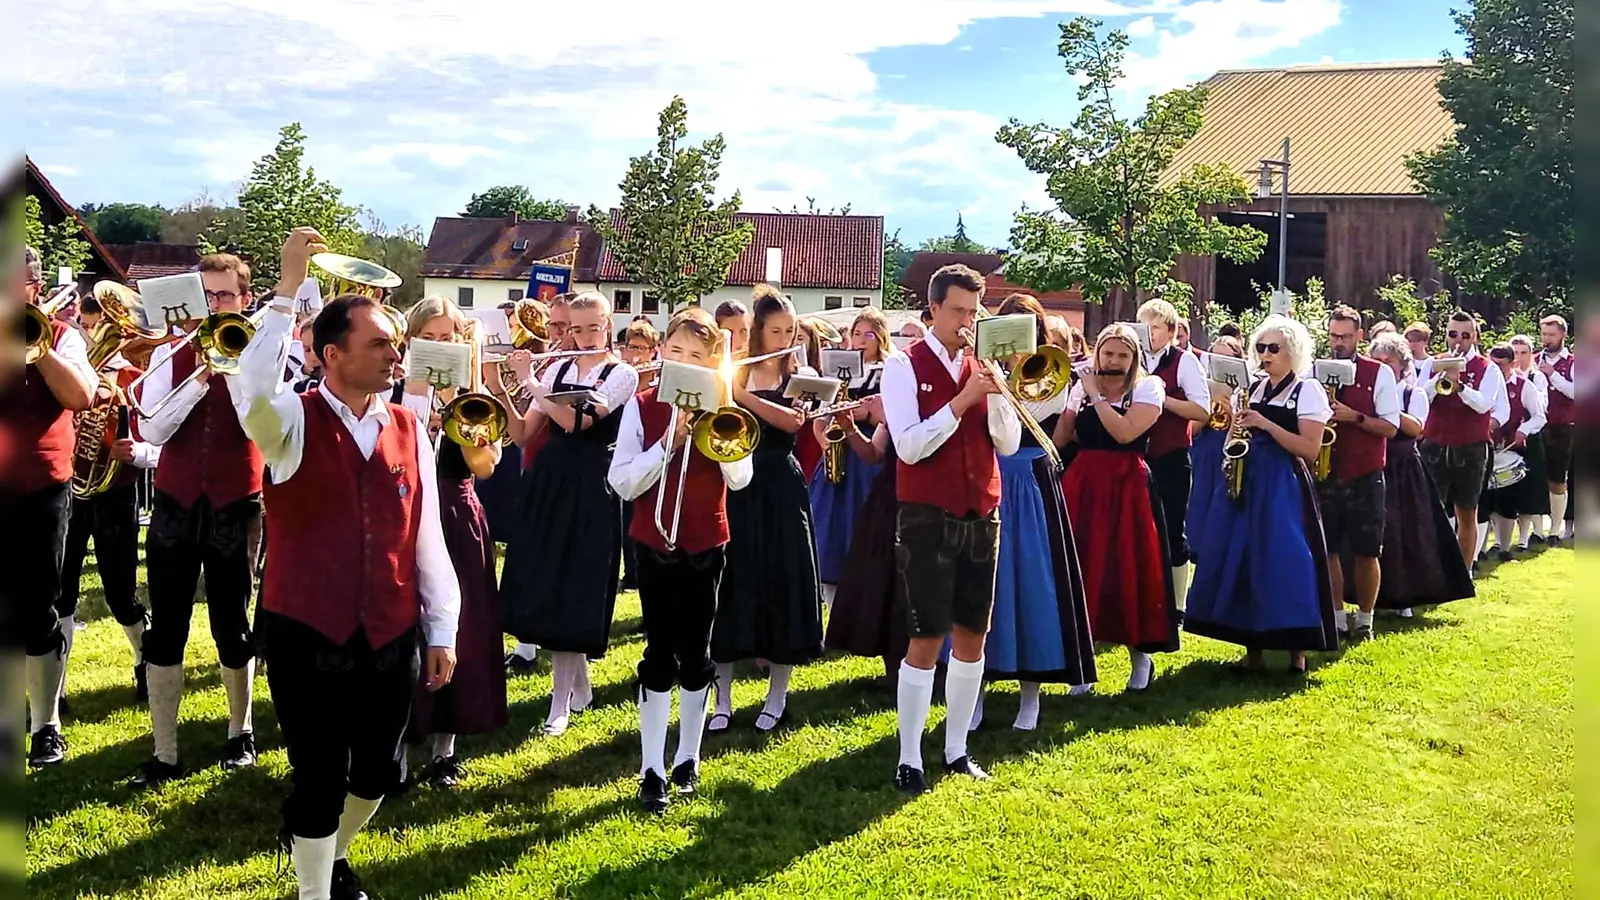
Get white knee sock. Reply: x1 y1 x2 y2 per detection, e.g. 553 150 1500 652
1333 608 1349 632
571 658 593 711
333 794 382 860
673 686 709 767
1013 682 1041 731
1474 519 1490 557
967 687 985 732
147 663 184 764
1126 648 1154 691
122 620 147 664
896 661 935 770
512 642 538 661
291 834 336 900
761 664 792 719
25 651 65 732
1171 565 1190 612
1354 610 1374 631
546 652 579 729
942 656 985 765
639 689 671 777
1550 492 1569 531
713 663 735 717
1517 515 1538 548
432 733 456 760
1492 515 1515 553
220 661 254 738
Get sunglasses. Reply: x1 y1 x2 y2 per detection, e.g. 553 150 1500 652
1447 329 1473 339
1255 342 1282 355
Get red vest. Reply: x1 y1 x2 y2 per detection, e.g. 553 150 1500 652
262 392 425 647
1422 354 1493 448
0 320 76 494
627 388 731 555
1145 347 1192 459
1330 355 1388 480
895 340 1002 518
1545 352 1575 426
151 343 265 508
1497 374 1530 444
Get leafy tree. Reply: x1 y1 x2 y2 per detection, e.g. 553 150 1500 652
202 123 363 291
995 17 1266 330
1204 276 1332 357
772 197 853 215
24 195 90 283
82 202 164 245
916 214 985 253
162 189 244 246
881 229 915 310
586 96 753 311
1405 0 1573 306
462 186 570 221
361 213 427 308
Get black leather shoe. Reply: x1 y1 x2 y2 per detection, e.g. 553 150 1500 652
130 757 182 789
942 755 990 781
505 652 542 676
1497 549 1513 563
221 732 257 770
27 726 66 768
638 769 670 815
670 759 699 795
134 663 149 703
894 764 927 795
331 858 370 900
1350 623 1373 645
425 755 462 789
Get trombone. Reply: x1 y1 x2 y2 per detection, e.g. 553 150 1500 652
960 309 1071 470
127 307 271 419
23 285 80 365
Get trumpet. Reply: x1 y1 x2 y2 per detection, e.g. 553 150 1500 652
960 311 1068 470
1313 384 1338 481
438 318 512 453
1435 372 1457 396
23 285 80 365
1221 389 1250 502
128 308 269 419
654 341 761 551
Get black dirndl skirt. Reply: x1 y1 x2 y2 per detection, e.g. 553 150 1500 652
500 433 623 658
1372 438 1475 609
1481 433 1551 520
824 455 905 660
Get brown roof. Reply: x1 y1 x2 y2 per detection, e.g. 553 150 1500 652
1161 62 1453 196
107 242 202 281
421 215 606 282
594 210 884 290
899 252 1004 303
983 271 1084 310
25 157 128 282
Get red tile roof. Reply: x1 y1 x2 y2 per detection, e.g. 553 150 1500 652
594 210 883 290
421 215 605 282
106 242 203 282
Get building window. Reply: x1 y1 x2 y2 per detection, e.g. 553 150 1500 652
852 295 870 307
457 286 475 308
642 291 660 314
613 289 632 313
824 295 843 310
508 288 524 302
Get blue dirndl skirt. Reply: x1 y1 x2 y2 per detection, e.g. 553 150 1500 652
1184 435 1338 651
986 447 1096 684
808 451 884 585
1186 426 1226 554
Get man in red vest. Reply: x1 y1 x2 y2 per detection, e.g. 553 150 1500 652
239 228 459 900
134 252 267 787
1319 306 1400 642
1421 310 1509 570
5 245 96 768
880 264 1019 794
1537 315 1575 544
1137 299 1211 613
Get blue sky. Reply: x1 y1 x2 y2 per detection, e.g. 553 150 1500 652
24 0 1463 248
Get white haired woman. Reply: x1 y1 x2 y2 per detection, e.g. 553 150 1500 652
1185 315 1338 674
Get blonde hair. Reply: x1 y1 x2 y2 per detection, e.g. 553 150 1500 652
568 290 611 316
405 296 466 340
1250 314 1315 377
849 307 892 362
1094 322 1147 398
1136 298 1181 331
665 306 723 355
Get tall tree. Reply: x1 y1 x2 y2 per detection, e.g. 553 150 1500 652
202 123 362 290
586 96 753 311
1405 0 1573 310
361 213 427 308
773 197 853 215
162 189 244 246
881 229 915 309
917 214 986 253
995 17 1265 329
24 195 90 283
82 202 164 245
462 186 570 221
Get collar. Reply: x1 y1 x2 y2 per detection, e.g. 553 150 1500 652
925 335 966 368
1543 346 1570 361
320 388 391 427
1144 344 1169 369
1463 346 1481 361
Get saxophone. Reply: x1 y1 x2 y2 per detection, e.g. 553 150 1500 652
1221 388 1250 502
1313 384 1338 481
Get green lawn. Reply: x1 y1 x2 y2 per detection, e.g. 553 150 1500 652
28 548 1574 899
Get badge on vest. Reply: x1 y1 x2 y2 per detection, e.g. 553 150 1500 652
391 464 408 498
920 383 932 392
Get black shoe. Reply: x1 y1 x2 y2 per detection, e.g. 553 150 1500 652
505 652 541 675
1497 549 1513 563
331 858 370 900
894 764 927 795
1546 535 1562 548
130 756 182 788
27 726 66 769
1350 623 1373 645
942 755 990 781
1336 626 1350 644
134 663 149 703
638 769 670 814
425 755 462 789
670 759 699 796
221 732 257 770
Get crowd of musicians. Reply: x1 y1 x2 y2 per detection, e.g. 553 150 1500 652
5 232 1584 900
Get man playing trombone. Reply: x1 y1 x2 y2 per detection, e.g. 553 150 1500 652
7 246 96 768
132 253 266 787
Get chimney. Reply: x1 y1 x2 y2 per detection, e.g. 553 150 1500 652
764 247 783 287
565 204 580 224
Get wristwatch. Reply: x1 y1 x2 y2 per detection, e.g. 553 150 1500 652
1356 412 1367 424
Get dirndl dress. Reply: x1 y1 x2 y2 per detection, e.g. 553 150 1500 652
825 446 904 659
1061 399 1179 653
1185 382 1338 651
711 386 824 665
1372 434 1475 608
1186 422 1227 556
407 440 508 739
500 362 625 659
475 450 523 546
809 441 884 586
985 412 1096 684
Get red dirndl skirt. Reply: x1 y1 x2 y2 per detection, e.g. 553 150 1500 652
1061 448 1179 653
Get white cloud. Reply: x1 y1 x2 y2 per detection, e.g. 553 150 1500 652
1126 15 1157 36
40 164 78 177
1122 0 1344 91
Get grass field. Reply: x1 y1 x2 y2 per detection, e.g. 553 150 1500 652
27 547 1574 899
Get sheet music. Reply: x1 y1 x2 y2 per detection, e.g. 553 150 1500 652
783 374 844 410
854 363 885 394
656 361 721 412
1207 354 1250 391
466 309 512 347
1313 358 1357 388
974 314 1038 360
1115 321 1153 354
820 348 865 384
405 339 472 389
138 273 206 330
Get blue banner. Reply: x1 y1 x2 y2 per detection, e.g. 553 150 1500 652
528 263 571 302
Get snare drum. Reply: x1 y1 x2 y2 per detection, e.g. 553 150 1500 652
1488 449 1528 491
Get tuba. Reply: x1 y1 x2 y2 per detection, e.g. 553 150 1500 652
1222 389 1250 502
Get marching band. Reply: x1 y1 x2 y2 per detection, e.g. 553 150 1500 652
7 234 1583 899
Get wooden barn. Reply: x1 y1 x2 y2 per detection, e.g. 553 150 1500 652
1165 62 1455 318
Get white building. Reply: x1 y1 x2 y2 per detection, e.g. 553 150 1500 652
421 209 885 334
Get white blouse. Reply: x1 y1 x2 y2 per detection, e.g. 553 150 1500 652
539 356 639 411
1067 375 1166 410
1249 374 1333 424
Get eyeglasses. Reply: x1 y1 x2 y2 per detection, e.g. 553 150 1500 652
1255 342 1282 355
205 289 240 304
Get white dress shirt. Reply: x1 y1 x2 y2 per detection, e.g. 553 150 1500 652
136 336 251 446
1427 347 1509 426
1509 375 1547 437
539 356 640 409
1400 383 1430 428
607 394 754 500
1066 376 1166 413
1145 345 1212 411
236 299 462 650
1363 362 1403 428
1251 375 1335 424
103 356 162 469
880 337 1022 464
47 325 96 388
1541 347 1575 400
